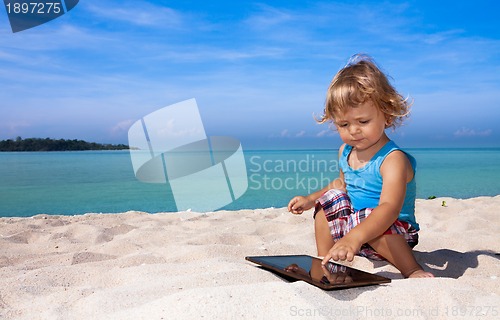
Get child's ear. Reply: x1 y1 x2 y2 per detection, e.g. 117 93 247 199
385 116 393 128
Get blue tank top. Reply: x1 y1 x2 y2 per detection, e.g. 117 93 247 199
340 140 419 230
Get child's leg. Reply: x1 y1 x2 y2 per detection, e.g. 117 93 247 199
314 208 335 256
368 234 433 278
314 189 353 257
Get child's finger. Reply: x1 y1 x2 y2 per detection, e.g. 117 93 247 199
321 253 332 265
293 205 303 214
335 248 347 261
287 198 297 211
289 198 304 214
346 250 355 262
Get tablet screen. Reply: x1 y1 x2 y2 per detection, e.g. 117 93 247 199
246 255 391 290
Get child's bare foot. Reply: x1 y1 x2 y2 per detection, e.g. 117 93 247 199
407 269 434 278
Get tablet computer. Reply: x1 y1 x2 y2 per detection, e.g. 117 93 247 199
246 254 391 290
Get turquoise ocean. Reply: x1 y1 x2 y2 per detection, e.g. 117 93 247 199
1 148 499 217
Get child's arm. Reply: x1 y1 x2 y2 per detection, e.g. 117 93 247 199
288 146 347 214
288 175 345 214
322 150 411 263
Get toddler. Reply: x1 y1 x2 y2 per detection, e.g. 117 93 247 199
288 54 434 278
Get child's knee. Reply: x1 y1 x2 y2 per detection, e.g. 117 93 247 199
314 208 327 226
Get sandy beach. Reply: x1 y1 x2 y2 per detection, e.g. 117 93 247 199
1 196 499 319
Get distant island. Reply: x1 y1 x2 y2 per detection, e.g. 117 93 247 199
0 137 129 152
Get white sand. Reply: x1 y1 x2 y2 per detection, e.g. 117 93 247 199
1 196 499 319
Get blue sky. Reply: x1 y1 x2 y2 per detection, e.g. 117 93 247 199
0 0 499 149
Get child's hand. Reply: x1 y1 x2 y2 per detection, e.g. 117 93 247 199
287 196 314 215
321 236 361 264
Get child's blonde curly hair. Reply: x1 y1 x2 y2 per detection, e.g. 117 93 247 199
318 54 411 129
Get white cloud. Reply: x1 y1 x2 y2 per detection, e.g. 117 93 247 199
269 129 310 138
0 121 31 138
244 5 294 31
153 46 286 63
83 2 184 28
110 119 134 134
295 130 306 137
453 127 492 137
316 129 334 137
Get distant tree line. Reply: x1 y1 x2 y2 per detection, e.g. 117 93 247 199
0 137 129 151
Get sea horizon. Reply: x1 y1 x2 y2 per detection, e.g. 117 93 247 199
1 147 499 217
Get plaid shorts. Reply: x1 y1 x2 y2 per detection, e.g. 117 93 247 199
314 189 419 261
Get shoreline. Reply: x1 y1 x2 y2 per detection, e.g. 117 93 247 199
3 148 500 216
0 194 500 221
1 195 499 219
1 196 499 319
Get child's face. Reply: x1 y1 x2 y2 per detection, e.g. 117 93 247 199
333 100 388 151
